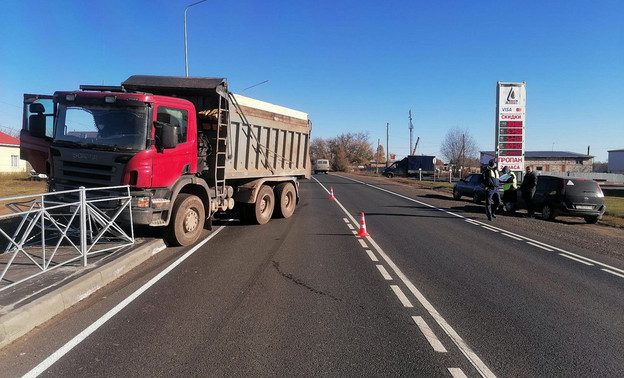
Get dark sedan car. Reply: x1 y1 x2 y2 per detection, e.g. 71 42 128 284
453 173 487 203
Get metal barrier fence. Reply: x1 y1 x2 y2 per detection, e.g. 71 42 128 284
0 186 134 291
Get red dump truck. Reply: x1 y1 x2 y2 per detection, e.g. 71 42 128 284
20 75 311 246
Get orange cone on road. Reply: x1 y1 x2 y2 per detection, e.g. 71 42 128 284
356 212 370 237
329 187 335 200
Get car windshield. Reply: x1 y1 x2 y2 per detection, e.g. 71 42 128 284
54 103 149 151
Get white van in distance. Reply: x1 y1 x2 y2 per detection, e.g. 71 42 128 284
313 159 330 174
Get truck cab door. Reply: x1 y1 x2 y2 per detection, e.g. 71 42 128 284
20 94 54 174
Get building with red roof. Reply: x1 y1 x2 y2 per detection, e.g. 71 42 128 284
0 130 27 173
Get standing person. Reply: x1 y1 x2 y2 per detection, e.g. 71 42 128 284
501 166 518 212
483 159 501 221
521 165 537 218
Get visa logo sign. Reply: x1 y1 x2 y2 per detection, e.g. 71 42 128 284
501 107 523 112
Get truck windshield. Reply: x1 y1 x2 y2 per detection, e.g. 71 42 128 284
54 103 149 151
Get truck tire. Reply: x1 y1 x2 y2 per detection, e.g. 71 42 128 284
274 182 296 218
253 185 274 225
165 193 205 246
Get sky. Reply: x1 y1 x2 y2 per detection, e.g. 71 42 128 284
1 0 622 162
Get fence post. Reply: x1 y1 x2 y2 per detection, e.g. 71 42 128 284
80 186 88 266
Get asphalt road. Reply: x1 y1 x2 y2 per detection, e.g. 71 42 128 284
2 174 623 377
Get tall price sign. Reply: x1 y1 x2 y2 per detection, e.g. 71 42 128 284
495 82 526 171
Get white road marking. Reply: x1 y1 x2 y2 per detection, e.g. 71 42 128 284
313 177 497 378
23 224 230 377
527 242 553 252
334 175 624 277
412 316 447 352
559 253 594 266
601 269 624 278
448 368 469 378
358 239 368 248
376 265 392 280
502 233 523 241
366 249 379 262
347 223 355 230
343 218 350 223
481 225 499 232
391 285 414 307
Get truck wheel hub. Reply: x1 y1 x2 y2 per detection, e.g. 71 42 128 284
184 211 199 232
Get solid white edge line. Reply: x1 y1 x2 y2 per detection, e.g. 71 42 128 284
412 316 448 353
358 239 368 248
23 224 230 378
559 253 594 266
448 367 469 378
376 265 392 280
366 250 379 262
601 269 624 278
390 285 414 307
313 177 496 378
334 175 624 275
527 242 554 252
480 225 499 232
502 233 523 241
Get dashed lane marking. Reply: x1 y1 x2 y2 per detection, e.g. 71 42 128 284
413 316 448 353
559 253 594 266
376 265 392 280
366 250 379 262
391 285 414 307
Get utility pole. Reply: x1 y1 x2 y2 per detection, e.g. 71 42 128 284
184 0 210 77
376 138 380 174
386 123 389 167
409 110 413 156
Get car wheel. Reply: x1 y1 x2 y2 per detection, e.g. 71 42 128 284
542 204 556 221
584 215 599 224
472 192 481 204
453 188 461 200
385 173 394 178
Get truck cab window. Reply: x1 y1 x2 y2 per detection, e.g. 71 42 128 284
157 107 188 143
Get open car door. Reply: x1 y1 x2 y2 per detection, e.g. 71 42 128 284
20 94 54 174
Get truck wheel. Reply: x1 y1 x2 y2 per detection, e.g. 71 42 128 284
253 185 274 225
165 193 205 246
274 182 296 218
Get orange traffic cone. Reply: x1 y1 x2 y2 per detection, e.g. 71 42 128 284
329 187 335 200
356 212 370 237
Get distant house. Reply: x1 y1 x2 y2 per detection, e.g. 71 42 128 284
608 149 624 173
480 151 594 173
0 131 27 173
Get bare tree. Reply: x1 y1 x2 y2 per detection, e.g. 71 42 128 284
310 138 331 162
329 132 374 170
440 127 478 168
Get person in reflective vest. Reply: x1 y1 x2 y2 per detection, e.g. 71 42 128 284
501 166 518 211
484 159 501 221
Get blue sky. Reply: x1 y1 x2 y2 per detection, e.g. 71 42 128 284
1 0 622 162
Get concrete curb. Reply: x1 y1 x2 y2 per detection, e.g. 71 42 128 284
0 239 167 349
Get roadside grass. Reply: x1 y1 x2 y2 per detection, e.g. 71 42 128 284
0 173 47 216
350 171 624 227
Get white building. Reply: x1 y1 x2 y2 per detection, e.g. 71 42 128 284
608 149 624 173
0 131 27 173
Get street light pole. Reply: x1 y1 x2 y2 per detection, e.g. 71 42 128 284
184 0 209 77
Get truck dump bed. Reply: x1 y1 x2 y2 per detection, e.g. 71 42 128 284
228 94 310 180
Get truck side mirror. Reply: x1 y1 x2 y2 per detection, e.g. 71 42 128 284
29 103 47 138
154 121 178 151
